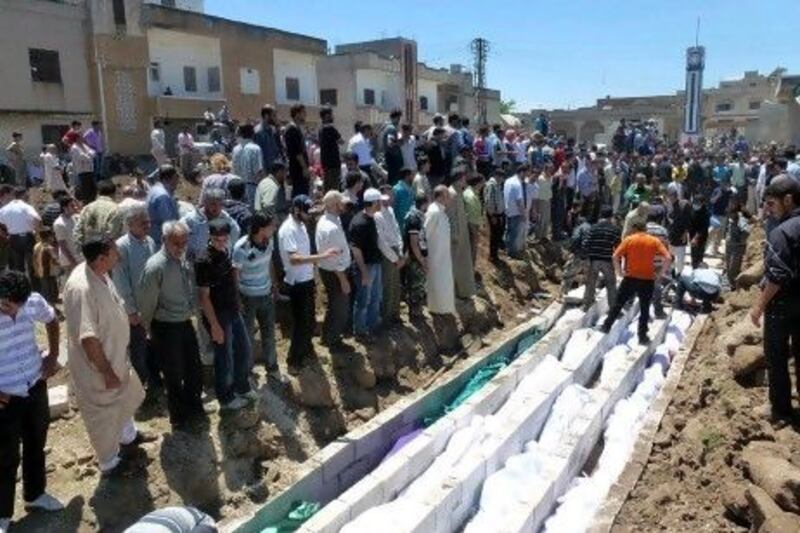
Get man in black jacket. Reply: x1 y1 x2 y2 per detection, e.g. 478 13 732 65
688 194 711 269
666 187 692 275
582 206 621 310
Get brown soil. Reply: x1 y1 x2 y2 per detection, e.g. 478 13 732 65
13 180 564 532
612 228 800 532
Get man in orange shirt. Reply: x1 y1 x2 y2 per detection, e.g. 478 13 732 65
600 219 671 345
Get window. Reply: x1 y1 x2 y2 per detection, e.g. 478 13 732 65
447 95 458 112
364 88 375 106
420 96 429 111
112 0 126 26
207 66 221 93
149 62 161 83
749 101 761 110
183 66 197 92
41 125 69 147
29 49 61 83
715 102 733 112
320 89 337 106
240 67 260 95
285 77 300 101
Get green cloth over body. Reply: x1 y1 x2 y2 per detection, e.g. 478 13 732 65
260 501 320 533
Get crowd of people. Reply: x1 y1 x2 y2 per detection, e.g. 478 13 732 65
1 103 800 532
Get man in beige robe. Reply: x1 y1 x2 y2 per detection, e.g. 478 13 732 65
63 235 146 474
446 167 476 299
424 186 456 315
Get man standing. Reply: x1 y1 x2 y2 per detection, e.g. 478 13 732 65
233 213 281 381
73 180 124 248
53 195 82 276
278 196 338 373
284 104 310 198
383 109 404 185
181 189 240 264
5 133 26 188
600 220 671 345
399 124 418 173
424 128 448 188
392 168 415 233
0 187 41 276
254 162 289 223
688 194 711 269
375 187 404 325
447 167 476 299
749 178 800 422
582 206 621 310
147 165 180 247
68 132 96 204
83 121 105 181
424 186 455 315
349 189 384 340
177 126 195 179
318 107 343 192
112 204 158 391
666 187 692 274
254 105 284 172
484 167 505 262
224 179 255 236
347 123 375 186
709 180 733 256
403 194 429 315
139 221 203 428
0 271 63 531
150 120 168 166
63 235 146 474
315 191 352 348
503 164 527 258
231 124 264 208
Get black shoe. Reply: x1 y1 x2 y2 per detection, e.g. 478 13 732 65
654 310 667 320
599 323 611 334
638 335 651 346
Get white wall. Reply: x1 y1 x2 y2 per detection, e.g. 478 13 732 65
147 28 222 99
418 78 439 114
355 68 401 110
273 48 318 106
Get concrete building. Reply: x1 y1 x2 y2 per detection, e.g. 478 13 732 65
0 0 95 158
702 69 783 140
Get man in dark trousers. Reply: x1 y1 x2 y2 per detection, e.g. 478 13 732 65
750 177 800 422
582 206 621 310
600 219 671 345
283 104 310 198
318 106 342 192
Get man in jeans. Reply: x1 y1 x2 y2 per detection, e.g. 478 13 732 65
749 178 800 422
278 196 338 374
315 191 352 348
600 219 671 345
582 206 621 310
233 213 282 382
139 221 203 428
349 188 384 341
197 221 254 411
503 164 528 258
0 271 64 532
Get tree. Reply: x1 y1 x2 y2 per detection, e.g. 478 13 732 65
500 99 517 114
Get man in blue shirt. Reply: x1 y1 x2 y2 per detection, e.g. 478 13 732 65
254 105 284 171
675 263 721 313
147 165 180 247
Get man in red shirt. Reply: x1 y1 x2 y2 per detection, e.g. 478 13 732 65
600 219 671 344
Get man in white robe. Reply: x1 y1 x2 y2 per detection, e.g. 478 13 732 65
63 235 146 475
424 185 455 315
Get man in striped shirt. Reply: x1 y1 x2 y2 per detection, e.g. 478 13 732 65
582 206 622 310
0 271 64 531
232 213 282 383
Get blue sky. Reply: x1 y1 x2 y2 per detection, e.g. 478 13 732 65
206 0 800 112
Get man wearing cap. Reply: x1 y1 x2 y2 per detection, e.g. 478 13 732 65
278 195 338 373
424 185 455 315
446 166 476 299
349 188 384 340
315 192 352 348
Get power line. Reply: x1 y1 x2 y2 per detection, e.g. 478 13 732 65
471 37 489 124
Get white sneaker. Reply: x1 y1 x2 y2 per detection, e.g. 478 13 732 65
24 492 64 512
0 517 10 533
221 397 248 411
238 390 259 402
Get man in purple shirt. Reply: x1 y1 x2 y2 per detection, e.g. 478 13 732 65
83 121 105 181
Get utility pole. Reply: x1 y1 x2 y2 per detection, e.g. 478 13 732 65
471 37 489 125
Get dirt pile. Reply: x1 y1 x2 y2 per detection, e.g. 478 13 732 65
613 229 800 532
17 200 563 532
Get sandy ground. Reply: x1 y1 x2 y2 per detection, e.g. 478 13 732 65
612 229 800 532
11 180 565 532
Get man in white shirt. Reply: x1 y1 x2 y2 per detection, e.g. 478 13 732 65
315 191 352 347
52 195 82 276
41 145 64 193
0 187 41 276
177 126 195 179
503 164 527 258
150 120 168 166
399 124 418 172
347 123 374 183
278 195 338 373
375 187 404 324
